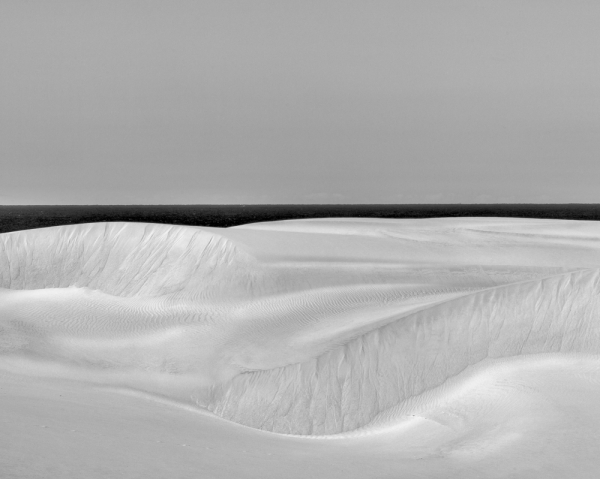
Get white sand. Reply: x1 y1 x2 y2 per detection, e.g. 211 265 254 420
2 217 600 477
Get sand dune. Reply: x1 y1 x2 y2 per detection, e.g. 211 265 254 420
2 218 600 477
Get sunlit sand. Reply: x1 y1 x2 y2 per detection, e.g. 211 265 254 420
2 218 600 477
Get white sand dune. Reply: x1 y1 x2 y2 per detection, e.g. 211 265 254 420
2 218 600 477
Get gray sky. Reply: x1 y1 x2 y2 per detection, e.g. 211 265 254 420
1 1 599 204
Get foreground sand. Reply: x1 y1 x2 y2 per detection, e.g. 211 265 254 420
2 217 600 478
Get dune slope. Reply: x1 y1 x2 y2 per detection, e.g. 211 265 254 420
3 218 600 477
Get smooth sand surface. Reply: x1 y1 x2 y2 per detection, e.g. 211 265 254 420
2 218 600 477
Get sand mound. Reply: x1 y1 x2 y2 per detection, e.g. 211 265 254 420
3 218 600 476
0 222 258 298
207 268 600 434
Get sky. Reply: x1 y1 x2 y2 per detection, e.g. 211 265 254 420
1 1 599 205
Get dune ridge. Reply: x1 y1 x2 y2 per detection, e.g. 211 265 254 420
207 268 600 434
0 222 259 299
2 218 600 442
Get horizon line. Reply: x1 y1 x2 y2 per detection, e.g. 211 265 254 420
2 203 600 207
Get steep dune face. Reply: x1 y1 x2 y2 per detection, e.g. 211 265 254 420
0 222 271 389
0 222 260 299
207 269 600 434
3 218 600 443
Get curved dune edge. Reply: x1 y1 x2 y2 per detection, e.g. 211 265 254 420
206 268 600 435
2 219 600 439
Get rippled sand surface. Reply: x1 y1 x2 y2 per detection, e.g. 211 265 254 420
3 218 600 478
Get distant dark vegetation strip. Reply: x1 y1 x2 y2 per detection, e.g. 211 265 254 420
1 204 600 234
